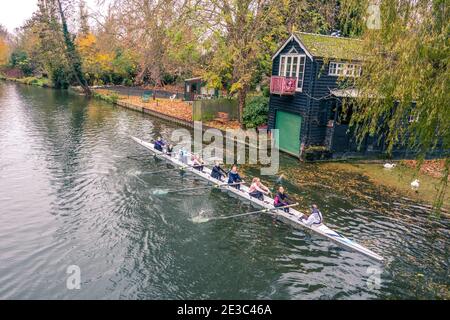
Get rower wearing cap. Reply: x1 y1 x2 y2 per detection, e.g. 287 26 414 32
228 165 243 190
211 161 227 181
300 204 323 226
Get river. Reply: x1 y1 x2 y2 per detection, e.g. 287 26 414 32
0 82 448 299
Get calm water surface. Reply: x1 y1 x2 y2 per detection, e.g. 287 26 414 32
0 82 448 299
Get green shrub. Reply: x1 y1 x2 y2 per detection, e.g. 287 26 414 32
243 96 269 129
93 91 119 104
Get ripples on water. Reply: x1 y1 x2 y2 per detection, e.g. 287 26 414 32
0 83 448 299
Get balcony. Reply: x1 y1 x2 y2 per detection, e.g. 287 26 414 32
270 76 297 95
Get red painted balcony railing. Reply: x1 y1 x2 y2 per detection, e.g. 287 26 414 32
270 76 297 95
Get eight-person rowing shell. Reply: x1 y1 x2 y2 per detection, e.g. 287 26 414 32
132 136 383 261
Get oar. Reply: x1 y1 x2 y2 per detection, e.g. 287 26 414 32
199 203 299 222
152 182 243 195
141 166 187 175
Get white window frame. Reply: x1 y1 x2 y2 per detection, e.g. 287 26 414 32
278 53 306 92
329 62 362 77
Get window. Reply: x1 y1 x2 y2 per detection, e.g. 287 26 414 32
329 62 361 77
279 54 306 91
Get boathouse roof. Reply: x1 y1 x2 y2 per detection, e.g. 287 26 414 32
272 32 366 61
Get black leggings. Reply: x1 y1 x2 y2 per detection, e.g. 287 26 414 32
249 191 264 201
275 203 289 213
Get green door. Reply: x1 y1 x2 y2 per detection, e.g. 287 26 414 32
275 111 302 156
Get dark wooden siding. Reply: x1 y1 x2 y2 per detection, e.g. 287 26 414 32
308 59 340 145
268 40 314 149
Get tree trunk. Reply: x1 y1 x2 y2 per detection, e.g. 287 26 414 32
237 87 247 129
56 0 91 96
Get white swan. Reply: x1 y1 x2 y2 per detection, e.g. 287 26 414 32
384 163 396 169
411 179 420 190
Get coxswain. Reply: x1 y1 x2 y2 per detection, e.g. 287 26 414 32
227 165 243 190
211 161 227 181
248 177 271 201
300 204 323 226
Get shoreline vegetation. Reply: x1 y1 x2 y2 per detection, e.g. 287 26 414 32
0 75 52 87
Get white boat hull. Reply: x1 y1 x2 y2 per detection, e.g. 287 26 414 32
131 136 384 262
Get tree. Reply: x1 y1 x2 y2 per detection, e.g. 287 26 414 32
0 25 10 66
106 0 183 86
193 0 295 127
341 0 449 209
78 0 90 36
56 0 91 95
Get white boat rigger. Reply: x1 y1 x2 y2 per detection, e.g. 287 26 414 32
131 136 384 262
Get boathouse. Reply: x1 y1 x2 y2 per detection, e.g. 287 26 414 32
268 32 376 159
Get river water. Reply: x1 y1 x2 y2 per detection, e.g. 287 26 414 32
0 82 448 299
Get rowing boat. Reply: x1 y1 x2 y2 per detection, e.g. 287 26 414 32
131 136 384 262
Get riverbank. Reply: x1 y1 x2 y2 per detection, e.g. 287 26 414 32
91 88 242 131
0 75 52 88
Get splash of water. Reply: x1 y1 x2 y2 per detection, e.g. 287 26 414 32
152 189 169 195
190 209 212 223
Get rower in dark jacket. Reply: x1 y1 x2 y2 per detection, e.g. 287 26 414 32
166 144 174 156
154 137 165 152
274 186 291 212
211 161 227 181
228 164 243 190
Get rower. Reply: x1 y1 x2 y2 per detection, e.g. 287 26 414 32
228 164 243 190
211 161 227 181
154 137 165 152
178 147 188 164
274 186 291 213
166 144 174 156
248 177 271 201
300 204 323 226
191 153 204 172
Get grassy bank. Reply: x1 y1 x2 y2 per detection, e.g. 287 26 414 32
92 90 119 104
0 75 52 88
324 162 449 210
